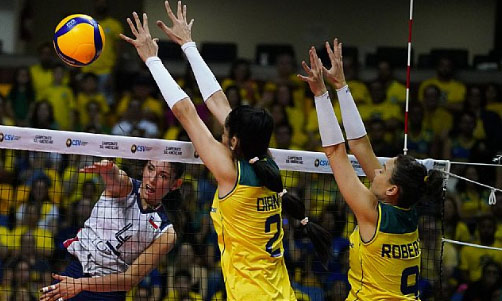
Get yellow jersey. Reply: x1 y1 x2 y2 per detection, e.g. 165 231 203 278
38 85 76 130
210 159 296 301
359 102 403 122
459 241 502 282
418 77 466 105
29 64 70 98
347 203 421 301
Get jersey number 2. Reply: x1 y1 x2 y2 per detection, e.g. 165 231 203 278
400 265 419 296
265 214 281 257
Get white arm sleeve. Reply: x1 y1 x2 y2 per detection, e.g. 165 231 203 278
181 42 222 101
336 85 367 140
314 91 345 147
145 56 188 108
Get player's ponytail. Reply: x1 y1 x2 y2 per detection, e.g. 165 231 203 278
249 156 284 192
252 158 331 266
423 169 444 202
281 192 332 267
162 162 185 233
226 106 331 266
391 154 445 208
226 105 282 192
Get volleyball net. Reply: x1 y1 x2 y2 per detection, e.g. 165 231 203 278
0 125 450 300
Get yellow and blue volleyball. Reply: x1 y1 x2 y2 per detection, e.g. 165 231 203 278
53 14 105 67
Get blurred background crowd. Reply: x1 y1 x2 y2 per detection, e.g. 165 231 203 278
0 0 502 300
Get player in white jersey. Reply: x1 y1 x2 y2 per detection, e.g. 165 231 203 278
39 159 184 301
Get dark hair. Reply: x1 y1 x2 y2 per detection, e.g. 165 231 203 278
369 117 386 129
464 85 487 109
226 106 273 162
31 99 55 129
28 177 50 203
9 67 35 101
274 122 292 134
485 83 502 103
451 111 477 138
37 42 52 53
377 58 394 70
225 105 331 266
275 84 294 107
81 72 98 82
270 102 290 125
162 161 185 233
224 85 242 108
482 259 502 275
455 166 484 194
443 194 460 223
423 84 441 97
390 154 444 208
478 214 496 228
229 58 251 81
174 269 192 281
170 162 185 180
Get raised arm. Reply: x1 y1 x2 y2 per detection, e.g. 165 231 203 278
157 0 231 126
39 228 176 301
80 160 131 198
323 39 382 182
119 12 235 189
298 47 377 235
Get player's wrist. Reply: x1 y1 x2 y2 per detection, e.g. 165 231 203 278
333 80 347 90
313 86 328 97
145 56 161 65
181 41 196 51
181 39 193 46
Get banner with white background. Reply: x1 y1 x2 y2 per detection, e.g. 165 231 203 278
0 126 450 175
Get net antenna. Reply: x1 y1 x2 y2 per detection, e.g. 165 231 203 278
403 0 414 155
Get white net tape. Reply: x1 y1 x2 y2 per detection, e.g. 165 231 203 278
0 125 450 175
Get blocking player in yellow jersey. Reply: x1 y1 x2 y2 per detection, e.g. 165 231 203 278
120 2 332 300
299 39 445 300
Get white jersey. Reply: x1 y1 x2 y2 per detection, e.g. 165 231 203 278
65 178 172 276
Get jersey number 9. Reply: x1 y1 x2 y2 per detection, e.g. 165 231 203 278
401 265 419 296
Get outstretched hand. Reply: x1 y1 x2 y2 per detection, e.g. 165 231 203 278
119 12 159 62
298 47 327 96
80 159 114 174
157 0 194 46
323 38 347 89
39 274 83 301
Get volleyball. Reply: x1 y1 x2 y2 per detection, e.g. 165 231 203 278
53 14 105 67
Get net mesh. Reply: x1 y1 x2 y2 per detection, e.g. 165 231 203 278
0 125 448 300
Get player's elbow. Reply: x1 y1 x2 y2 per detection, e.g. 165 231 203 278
172 99 196 122
158 228 177 255
324 143 345 159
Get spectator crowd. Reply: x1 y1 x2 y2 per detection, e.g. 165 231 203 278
0 10 501 299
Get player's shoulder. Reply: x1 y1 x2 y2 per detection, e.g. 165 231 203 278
238 158 279 188
379 203 418 234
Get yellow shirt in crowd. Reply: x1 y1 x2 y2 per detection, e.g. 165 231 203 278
82 17 124 75
459 242 502 282
38 85 75 130
76 92 109 127
29 64 70 98
117 94 164 119
418 77 466 105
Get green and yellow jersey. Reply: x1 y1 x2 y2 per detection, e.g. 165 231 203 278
210 159 296 301
347 202 421 301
